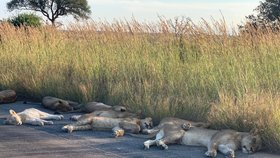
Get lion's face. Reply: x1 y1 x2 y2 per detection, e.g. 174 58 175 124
55 100 73 112
140 117 153 130
241 134 262 154
4 109 22 125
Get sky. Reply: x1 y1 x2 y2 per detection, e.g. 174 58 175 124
0 0 261 27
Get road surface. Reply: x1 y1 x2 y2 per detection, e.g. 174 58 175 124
0 102 279 158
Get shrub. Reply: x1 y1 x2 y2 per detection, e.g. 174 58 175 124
8 13 42 27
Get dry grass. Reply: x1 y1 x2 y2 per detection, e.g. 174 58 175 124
0 18 280 152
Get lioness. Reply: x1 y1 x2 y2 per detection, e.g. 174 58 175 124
70 109 139 121
0 90 17 104
130 117 208 149
62 116 153 137
4 108 64 126
54 101 127 115
142 117 210 135
73 101 127 113
144 125 262 158
42 96 80 112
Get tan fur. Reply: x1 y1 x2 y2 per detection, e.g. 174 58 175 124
181 127 262 157
80 102 127 113
65 101 127 114
62 116 153 137
0 90 17 104
42 96 79 112
141 117 209 136
70 109 139 121
129 117 203 149
4 108 64 126
144 123 262 158
112 126 125 138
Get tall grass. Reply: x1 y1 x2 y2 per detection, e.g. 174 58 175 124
0 18 280 152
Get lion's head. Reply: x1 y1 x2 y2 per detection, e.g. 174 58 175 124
140 117 153 130
4 109 22 125
241 130 262 154
54 100 73 112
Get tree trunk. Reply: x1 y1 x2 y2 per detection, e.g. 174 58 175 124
50 19 56 27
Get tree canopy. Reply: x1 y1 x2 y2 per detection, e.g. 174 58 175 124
243 0 280 31
7 0 91 26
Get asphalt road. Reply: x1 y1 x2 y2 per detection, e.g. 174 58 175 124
0 102 279 158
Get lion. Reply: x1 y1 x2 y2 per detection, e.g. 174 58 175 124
70 109 140 121
141 117 210 135
143 123 262 158
72 101 127 113
0 90 17 104
181 127 262 158
41 96 80 112
62 116 153 137
130 117 208 148
52 100 127 114
3 108 64 126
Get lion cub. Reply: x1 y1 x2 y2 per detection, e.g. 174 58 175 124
4 108 64 126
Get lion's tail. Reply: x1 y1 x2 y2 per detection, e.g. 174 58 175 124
127 131 158 139
62 124 92 133
54 108 84 114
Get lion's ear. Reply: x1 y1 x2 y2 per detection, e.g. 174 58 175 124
9 109 17 115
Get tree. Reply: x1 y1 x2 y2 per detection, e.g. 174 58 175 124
255 0 280 23
8 13 42 27
7 0 91 26
242 0 280 32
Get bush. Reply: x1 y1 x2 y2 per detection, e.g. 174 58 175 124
8 13 42 27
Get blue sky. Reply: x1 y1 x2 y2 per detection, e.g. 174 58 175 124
0 0 261 26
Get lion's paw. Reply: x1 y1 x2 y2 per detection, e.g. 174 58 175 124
156 140 168 150
160 145 168 150
205 150 217 157
70 115 79 121
225 151 235 158
58 115 64 120
38 122 44 126
112 127 124 138
143 142 150 150
62 125 73 133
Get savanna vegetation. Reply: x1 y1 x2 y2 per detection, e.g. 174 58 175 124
0 18 279 152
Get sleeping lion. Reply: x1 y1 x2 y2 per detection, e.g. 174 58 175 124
69 109 139 121
143 119 262 158
4 108 64 126
0 90 17 104
62 116 153 137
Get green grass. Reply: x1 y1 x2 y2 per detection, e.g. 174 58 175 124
0 19 280 152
